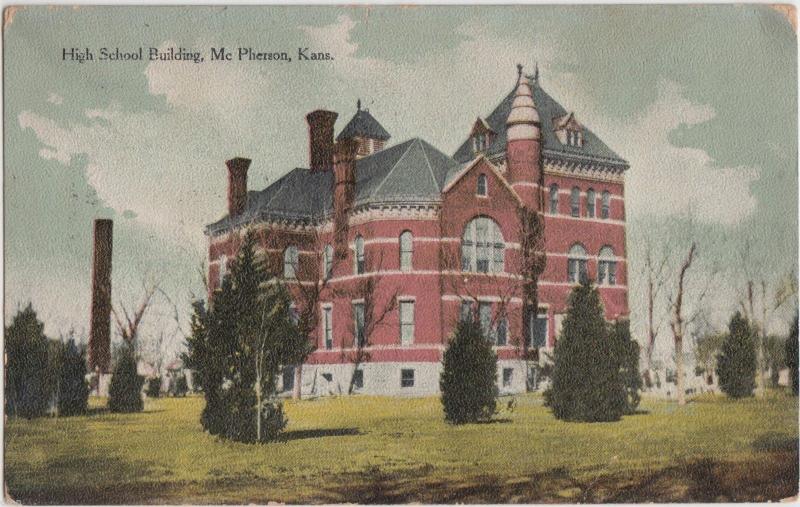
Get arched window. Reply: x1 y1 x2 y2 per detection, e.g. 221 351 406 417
597 246 617 286
461 217 505 273
567 243 588 283
399 231 413 272
283 246 299 279
601 191 610 219
323 244 333 280
354 235 365 274
586 188 596 218
477 174 488 197
570 187 580 217
549 184 559 214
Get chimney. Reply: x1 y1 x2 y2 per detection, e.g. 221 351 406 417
226 157 251 217
332 138 359 257
306 110 338 172
89 219 113 374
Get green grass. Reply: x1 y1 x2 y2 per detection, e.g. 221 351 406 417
5 391 799 503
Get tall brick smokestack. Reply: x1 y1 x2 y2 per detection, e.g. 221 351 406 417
306 110 338 172
226 157 251 217
89 219 113 373
333 138 359 258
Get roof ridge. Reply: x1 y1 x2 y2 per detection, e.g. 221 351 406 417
262 169 295 210
417 139 442 193
370 138 417 199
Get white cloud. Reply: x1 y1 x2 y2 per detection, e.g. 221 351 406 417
47 92 63 105
614 81 759 225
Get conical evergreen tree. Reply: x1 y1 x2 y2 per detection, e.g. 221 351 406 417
716 312 757 399
58 339 89 416
5 304 50 418
184 230 303 442
545 281 626 422
609 319 642 415
440 318 498 424
786 315 798 396
108 345 144 412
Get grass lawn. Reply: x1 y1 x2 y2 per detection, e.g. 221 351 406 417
5 391 798 504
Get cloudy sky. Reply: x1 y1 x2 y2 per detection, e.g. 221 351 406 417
4 5 797 362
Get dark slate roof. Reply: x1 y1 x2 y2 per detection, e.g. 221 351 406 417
205 138 461 234
453 78 628 169
336 109 391 141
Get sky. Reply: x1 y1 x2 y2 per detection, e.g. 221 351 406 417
4 5 798 366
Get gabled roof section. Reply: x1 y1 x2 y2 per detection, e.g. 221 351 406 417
453 78 628 169
336 108 391 142
206 138 463 235
442 155 523 206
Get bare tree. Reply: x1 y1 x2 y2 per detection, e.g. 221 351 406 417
110 278 159 350
668 242 696 406
641 239 670 386
337 263 399 395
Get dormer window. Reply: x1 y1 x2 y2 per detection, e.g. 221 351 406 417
566 129 583 147
554 112 584 148
470 117 495 154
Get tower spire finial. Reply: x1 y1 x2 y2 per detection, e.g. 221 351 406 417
357 98 361 111
516 63 523 82
534 62 539 83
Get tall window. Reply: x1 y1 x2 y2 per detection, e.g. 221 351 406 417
527 309 548 348
496 317 508 346
549 184 559 214
479 302 492 340
283 246 299 279
399 231 413 272
586 188 596 218
353 302 365 347
477 174 488 196
460 300 473 323
601 191 610 219
400 300 415 346
323 306 333 350
323 244 333 280
354 235 365 274
570 187 580 217
461 217 505 273
597 246 617 286
567 244 588 283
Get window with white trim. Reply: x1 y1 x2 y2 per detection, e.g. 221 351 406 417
570 187 580 217
477 174 488 196
461 216 505 273
354 235 365 274
597 246 617 286
283 246 299 279
527 309 548 349
353 302 365 348
601 191 610 219
496 317 508 346
323 306 333 350
586 188 596 218
567 244 588 283
400 300 415 346
478 302 492 340
399 231 413 272
549 184 559 214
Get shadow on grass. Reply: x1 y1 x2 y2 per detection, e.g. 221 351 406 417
279 427 360 442
752 432 799 453
474 418 513 425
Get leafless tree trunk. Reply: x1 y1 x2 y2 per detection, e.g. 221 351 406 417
110 279 159 351
669 243 696 406
643 245 668 386
338 254 399 395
